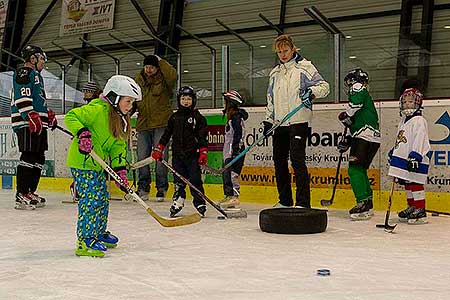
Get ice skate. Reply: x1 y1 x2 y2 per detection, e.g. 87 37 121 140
75 239 106 257
349 199 374 220
137 189 149 201
29 192 46 208
170 196 185 217
398 206 415 222
219 195 240 209
407 208 428 225
70 182 78 203
15 193 38 210
156 189 166 202
195 204 207 217
273 202 291 208
98 231 119 248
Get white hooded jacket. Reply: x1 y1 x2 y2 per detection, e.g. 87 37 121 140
265 53 330 125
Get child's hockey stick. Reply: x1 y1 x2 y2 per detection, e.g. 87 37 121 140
131 155 221 177
320 126 348 206
211 102 306 175
56 125 201 227
160 159 247 219
130 155 154 170
376 178 397 233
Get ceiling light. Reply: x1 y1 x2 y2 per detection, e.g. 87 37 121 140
444 25 450 29
260 45 267 48
349 55 357 59
235 62 240 65
183 70 189 73
136 62 141 65
345 35 352 39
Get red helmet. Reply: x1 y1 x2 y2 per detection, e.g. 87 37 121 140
400 88 423 116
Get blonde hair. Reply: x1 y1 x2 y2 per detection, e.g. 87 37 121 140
273 34 298 52
108 106 131 140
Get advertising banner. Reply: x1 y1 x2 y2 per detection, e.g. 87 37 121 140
60 0 115 36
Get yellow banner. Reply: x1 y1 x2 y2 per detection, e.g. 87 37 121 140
239 166 380 190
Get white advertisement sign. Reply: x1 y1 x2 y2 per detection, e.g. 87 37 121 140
60 0 115 37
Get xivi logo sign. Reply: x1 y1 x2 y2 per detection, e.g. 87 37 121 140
429 111 450 166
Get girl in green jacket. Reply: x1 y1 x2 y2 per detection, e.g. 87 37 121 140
65 75 141 257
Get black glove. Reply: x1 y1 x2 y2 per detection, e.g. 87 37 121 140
231 147 240 159
338 111 352 127
262 121 273 136
407 157 419 172
337 135 352 153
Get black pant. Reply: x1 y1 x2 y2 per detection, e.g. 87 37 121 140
172 156 206 208
273 123 310 207
15 127 48 194
349 138 380 169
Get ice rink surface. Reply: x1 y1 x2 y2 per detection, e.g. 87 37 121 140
0 189 449 300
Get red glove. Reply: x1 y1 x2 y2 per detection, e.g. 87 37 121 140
28 111 43 135
198 147 208 166
47 109 57 130
151 144 165 161
114 167 129 191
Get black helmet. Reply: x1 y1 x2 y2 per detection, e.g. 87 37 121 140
21 45 47 62
223 90 244 107
344 68 369 88
177 86 197 108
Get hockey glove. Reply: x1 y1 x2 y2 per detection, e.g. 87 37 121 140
151 144 165 161
198 147 208 166
337 135 352 153
28 111 43 135
231 147 240 159
338 111 353 127
407 157 419 172
77 128 92 155
262 121 273 137
47 109 57 130
114 166 129 192
301 88 315 110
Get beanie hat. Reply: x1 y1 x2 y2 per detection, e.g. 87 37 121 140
143 55 159 68
82 81 98 93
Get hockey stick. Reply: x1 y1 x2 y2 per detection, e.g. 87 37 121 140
160 159 247 219
56 125 201 227
376 178 397 233
130 155 155 170
206 102 306 176
320 126 348 206
131 155 221 177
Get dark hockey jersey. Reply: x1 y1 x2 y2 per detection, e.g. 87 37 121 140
11 67 49 132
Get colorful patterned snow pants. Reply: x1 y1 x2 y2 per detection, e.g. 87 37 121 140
71 168 109 241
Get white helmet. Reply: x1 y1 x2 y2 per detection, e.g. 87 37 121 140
103 75 142 107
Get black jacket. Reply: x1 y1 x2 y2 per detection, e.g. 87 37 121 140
159 108 208 159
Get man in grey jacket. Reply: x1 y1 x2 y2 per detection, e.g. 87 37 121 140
263 34 330 208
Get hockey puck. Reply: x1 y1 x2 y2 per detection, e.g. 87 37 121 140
316 269 331 276
432 212 439 216
217 215 226 220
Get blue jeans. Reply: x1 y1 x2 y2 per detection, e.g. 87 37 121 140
137 128 169 193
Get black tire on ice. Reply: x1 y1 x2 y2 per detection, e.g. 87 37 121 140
259 208 327 234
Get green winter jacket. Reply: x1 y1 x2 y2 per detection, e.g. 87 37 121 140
134 59 177 131
64 98 128 171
